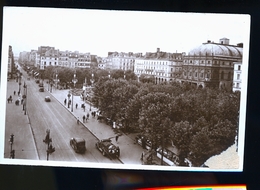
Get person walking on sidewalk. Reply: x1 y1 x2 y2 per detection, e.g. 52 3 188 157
86 113 89 121
13 91 16 96
64 98 67 105
77 117 79 125
83 115 86 123
75 103 78 109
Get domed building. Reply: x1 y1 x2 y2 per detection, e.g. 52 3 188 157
181 38 243 91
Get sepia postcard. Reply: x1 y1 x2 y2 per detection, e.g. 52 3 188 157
0 7 250 171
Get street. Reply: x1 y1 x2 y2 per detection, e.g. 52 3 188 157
4 67 145 165
4 71 121 164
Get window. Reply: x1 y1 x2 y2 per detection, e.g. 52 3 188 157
195 72 197 77
237 74 240 80
238 65 241 70
236 83 239 88
208 61 210 64
200 73 204 78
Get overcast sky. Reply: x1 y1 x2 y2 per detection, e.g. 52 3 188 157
3 7 250 57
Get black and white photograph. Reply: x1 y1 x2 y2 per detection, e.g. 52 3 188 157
0 7 250 171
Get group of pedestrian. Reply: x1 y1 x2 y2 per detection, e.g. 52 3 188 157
8 90 22 105
82 113 90 123
91 111 96 118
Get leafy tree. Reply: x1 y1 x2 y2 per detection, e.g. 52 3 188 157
170 121 192 166
138 92 173 150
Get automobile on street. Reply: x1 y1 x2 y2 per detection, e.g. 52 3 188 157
70 137 86 153
45 96 51 102
96 139 120 159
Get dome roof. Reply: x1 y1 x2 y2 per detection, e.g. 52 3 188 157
188 43 243 58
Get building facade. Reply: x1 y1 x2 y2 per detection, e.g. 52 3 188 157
233 62 242 92
181 38 243 91
106 52 136 71
134 48 183 84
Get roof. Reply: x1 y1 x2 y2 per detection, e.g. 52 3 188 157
188 42 243 58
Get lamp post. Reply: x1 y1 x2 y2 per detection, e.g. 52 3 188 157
17 72 22 94
53 70 59 90
89 73 94 111
22 82 27 115
71 71 78 112
43 129 55 161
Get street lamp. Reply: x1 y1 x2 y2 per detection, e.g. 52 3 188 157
43 129 55 161
89 73 94 111
22 82 27 115
17 71 22 94
53 71 59 90
71 71 78 112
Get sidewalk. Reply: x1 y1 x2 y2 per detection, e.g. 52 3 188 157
4 79 39 160
45 82 144 165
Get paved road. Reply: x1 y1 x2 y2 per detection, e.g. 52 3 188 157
5 72 121 164
46 81 145 165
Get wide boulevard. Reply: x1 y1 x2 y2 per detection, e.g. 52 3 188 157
4 68 121 164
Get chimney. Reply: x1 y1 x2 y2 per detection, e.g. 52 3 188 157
207 40 211 43
237 43 243 48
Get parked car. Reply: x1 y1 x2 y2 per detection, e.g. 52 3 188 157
45 96 51 102
135 134 152 150
38 83 44 87
70 138 86 153
39 87 44 92
96 139 120 159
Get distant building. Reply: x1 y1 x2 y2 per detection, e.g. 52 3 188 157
135 48 183 84
8 45 15 78
107 52 136 71
233 62 242 92
182 38 243 91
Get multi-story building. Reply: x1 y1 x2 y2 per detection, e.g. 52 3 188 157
59 50 69 67
68 51 79 68
8 45 15 78
181 38 243 91
19 51 30 64
107 52 136 71
77 53 91 68
233 62 242 92
134 48 183 84
37 46 57 69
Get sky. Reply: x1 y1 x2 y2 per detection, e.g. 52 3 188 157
3 7 250 57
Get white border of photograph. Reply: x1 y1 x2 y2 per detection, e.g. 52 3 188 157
0 7 250 171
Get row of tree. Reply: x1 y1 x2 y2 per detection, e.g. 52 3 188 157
92 78 240 166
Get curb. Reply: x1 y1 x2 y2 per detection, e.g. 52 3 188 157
46 88 124 164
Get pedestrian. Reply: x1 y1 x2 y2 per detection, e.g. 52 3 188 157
140 152 144 161
77 117 79 125
83 115 85 123
93 111 96 118
21 99 23 104
13 91 16 96
18 91 20 96
86 113 89 120
115 135 119 142
64 99 67 105
75 103 78 109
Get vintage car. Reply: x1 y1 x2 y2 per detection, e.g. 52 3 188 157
39 87 44 92
45 96 51 102
96 139 120 158
70 138 86 153
135 134 152 150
